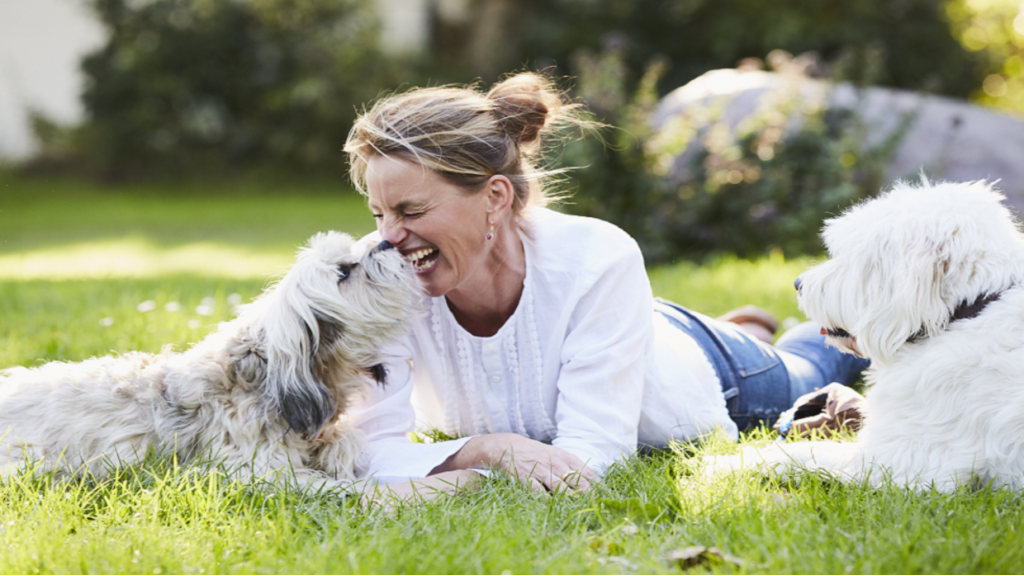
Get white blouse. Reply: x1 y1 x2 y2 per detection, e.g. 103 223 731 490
348 207 737 483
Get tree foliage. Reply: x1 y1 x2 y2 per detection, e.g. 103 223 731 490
946 0 1024 113
514 0 981 97
73 0 409 176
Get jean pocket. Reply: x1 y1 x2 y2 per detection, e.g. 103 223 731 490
712 325 781 378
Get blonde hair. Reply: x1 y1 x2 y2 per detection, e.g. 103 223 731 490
344 72 587 213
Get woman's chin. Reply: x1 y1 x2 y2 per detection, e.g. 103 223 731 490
414 266 450 298
418 283 447 298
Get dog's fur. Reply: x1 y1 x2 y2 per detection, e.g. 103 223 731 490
0 232 418 489
709 179 1024 491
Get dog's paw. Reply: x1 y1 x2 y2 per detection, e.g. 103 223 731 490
700 453 743 479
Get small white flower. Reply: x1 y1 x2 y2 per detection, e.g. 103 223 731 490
227 293 243 307
100 317 114 326
164 302 181 312
137 300 156 313
200 296 216 307
195 305 214 316
188 319 201 329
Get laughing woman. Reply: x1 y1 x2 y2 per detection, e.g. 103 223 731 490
344 73 868 500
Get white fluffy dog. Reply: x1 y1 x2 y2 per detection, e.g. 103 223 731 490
709 179 1024 491
0 232 418 489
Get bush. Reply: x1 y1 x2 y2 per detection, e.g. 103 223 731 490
562 48 913 262
59 0 413 177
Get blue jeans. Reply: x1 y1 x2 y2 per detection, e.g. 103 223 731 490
654 298 870 431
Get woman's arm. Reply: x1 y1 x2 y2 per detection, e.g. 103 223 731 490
543 227 654 476
348 340 477 481
430 433 599 492
350 342 597 491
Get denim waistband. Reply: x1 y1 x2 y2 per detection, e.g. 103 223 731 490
654 298 788 430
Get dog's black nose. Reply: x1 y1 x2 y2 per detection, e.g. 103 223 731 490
373 240 394 254
794 276 803 293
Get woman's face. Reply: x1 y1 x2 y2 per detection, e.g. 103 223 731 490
365 155 494 299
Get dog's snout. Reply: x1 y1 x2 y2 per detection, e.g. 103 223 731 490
794 276 803 294
372 240 394 254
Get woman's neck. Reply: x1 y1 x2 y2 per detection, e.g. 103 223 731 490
445 226 526 337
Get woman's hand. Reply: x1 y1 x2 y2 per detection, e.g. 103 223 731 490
431 433 600 493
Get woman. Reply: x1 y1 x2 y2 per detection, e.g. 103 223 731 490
343 73 868 499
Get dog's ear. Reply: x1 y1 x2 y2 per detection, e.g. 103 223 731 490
258 276 336 439
855 230 966 364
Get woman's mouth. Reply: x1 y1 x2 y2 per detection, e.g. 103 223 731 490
404 247 439 272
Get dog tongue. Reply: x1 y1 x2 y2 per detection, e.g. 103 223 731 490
820 327 828 335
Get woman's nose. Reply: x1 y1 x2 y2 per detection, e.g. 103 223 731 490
378 217 407 246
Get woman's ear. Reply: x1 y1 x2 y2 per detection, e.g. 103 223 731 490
484 175 516 219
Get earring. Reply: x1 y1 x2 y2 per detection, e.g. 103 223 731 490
485 222 495 241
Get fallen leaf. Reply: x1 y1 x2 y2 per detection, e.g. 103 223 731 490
589 537 623 555
665 546 747 570
598 497 670 521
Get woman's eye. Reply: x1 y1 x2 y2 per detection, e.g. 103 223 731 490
403 212 423 219
371 213 383 220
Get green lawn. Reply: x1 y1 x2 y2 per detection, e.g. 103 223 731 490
1 172 1022 574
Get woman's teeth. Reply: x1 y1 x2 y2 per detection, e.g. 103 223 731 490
405 248 438 271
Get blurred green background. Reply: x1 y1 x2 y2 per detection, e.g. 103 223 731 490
5 0 1024 270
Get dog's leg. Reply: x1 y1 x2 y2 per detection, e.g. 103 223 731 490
208 421 361 493
704 440 867 482
308 421 365 483
0 440 44 479
853 436 987 491
0 436 148 480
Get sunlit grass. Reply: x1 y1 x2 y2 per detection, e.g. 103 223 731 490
3 435 1024 574
649 250 815 324
4 173 1024 573
0 170 375 279
0 238 298 280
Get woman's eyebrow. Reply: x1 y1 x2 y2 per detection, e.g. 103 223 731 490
393 201 420 211
371 200 423 213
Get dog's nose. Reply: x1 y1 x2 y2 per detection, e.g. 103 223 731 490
372 240 394 254
794 276 803 293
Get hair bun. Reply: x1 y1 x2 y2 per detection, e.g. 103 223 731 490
487 73 562 148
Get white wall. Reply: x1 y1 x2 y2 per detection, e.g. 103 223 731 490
0 0 104 159
375 0 430 54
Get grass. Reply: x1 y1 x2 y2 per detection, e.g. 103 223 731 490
2 171 1024 574
0 171 374 279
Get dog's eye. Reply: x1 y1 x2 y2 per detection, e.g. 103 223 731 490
337 264 352 282
826 327 852 338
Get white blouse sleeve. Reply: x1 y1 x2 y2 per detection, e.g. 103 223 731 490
549 238 652 476
347 338 472 483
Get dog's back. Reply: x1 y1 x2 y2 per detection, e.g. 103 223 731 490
0 351 169 476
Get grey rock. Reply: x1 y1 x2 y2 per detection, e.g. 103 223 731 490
654 69 1024 214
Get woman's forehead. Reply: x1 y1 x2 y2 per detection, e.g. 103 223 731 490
366 156 448 206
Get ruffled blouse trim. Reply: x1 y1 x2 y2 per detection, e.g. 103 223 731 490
426 231 556 441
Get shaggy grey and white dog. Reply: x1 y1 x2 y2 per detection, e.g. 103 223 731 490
0 232 418 489
708 179 1024 491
